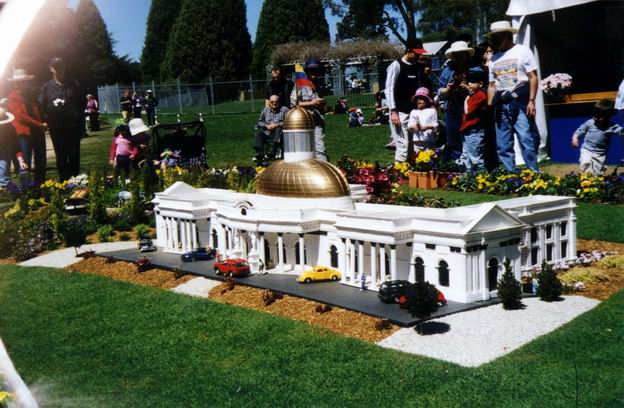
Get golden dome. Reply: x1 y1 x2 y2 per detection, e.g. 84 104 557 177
256 159 350 198
283 106 314 131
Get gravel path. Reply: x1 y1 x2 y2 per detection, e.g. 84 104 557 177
171 277 221 298
378 296 600 367
19 241 138 268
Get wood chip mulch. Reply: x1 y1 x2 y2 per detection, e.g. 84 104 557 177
65 257 193 289
577 239 624 254
208 283 399 343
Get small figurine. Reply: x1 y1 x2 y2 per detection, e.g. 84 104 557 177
360 273 367 291
258 259 265 275
157 148 181 170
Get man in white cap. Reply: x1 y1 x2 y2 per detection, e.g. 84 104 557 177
486 21 540 172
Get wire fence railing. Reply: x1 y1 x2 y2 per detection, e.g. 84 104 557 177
97 73 384 116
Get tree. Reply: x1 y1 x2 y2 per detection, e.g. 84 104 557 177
140 0 183 81
336 0 387 41
251 0 330 75
161 0 252 82
537 260 563 302
497 258 523 310
73 0 118 92
406 281 439 334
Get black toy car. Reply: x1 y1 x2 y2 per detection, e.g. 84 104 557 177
378 280 412 303
180 247 217 262
138 237 156 252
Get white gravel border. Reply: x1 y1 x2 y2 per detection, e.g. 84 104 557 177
18 241 138 268
171 277 221 298
378 296 600 367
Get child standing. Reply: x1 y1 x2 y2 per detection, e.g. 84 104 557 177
407 87 438 153
571 99 624 175
0 108 28 189
109 124 137 180
459 70 488 171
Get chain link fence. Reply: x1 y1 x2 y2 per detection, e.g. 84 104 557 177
97 73 383 116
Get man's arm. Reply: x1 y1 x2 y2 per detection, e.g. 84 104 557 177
527 70 538 118
256 109 268 129
385 61 400 125
487 82 496 106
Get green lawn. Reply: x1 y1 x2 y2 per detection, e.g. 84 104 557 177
0 266 622 407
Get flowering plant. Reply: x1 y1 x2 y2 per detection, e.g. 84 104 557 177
540 73 572 93
411 149 437 172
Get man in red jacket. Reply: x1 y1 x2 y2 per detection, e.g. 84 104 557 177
7 68 48 184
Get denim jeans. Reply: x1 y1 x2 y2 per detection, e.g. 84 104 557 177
445 103 464 159
495 100 540 172
0 146 10 187
461 128 485 171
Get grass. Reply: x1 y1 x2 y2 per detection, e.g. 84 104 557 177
0 265 623 407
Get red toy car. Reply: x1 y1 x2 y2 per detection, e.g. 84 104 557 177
213 258 251 278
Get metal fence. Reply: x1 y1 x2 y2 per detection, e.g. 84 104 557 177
97 72 383 116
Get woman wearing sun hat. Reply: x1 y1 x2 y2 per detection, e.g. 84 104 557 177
0 108 27 189
7 68 48 184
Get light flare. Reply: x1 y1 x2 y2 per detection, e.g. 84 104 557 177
0 0 47 76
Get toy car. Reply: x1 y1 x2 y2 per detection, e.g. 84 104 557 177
180 247 217 262
138 237 156 253
297 266 341 283
378 280 412 303
398 287 447 308
214 258 250 278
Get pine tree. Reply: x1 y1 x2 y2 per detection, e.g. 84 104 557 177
497 258 523 310
161 0 252 82
537 260 563 302
140 0 183 81
406 281 439 334
250 0 330 75
336 0 387 41
73 0 118 92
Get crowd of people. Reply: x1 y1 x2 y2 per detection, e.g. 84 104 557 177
119 89 158 126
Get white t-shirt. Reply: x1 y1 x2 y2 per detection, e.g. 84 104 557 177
408 107 438 142
488 44 537 91
615 78 624 110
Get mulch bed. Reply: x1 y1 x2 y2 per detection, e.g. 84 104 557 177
66 257 193 289
208 283 399 343
577 239 624 254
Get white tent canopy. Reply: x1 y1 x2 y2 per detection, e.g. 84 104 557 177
506 0 604 16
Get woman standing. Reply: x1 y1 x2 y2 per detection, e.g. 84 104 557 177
85 94 100 132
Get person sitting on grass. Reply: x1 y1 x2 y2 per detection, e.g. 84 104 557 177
109 124 137 180
459 70 489 171
571 99 624 176
0 108 28 189
253 94 289 164
407 87 438 154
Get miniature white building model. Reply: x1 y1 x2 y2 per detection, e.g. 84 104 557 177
153 107 577 303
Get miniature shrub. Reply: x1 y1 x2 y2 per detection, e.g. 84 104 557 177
537 260 563 301
12 207 59 261
374 319 393 331
135 224 150 239
119 232 132 241
97 225 114 243
406 281 439 333
60 217 88 255
497 259 523 310
88 172 108 225
559 267 609 284
596 255 624 269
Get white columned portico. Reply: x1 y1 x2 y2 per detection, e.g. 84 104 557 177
172 219 179 250
181 221 188 251
357 241 364 281
407 243 415 282
340 238 348 283
390 244 397 281
479 248 488 299
379 245 386 282
277 233 284 272
259 232 266 262
370 243 377 289
191 221 198 249
349 240 356 283
298 234 305 272
568 213 577 259
227 227 233 256
166 217 173 249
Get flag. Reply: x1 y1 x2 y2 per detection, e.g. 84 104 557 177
294 64 315 91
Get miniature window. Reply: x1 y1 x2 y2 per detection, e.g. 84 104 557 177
488 258 499 291
329 245 338 268
561 222 567 237
561 241 568 259
415 258 425 283
547 244 553 261
211 229 218 248
438 260 449 287
531 227 538 243
240 208 247 216
426 244 436 250
546 225 553 240
450 247 461 253
531 247 539 265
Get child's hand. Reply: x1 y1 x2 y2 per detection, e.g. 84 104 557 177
571 136 579 148
109 159 115 166
129 155 135 160
18 158 28 171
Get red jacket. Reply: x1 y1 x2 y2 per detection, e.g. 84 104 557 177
7 88 44 137
459 89 488 134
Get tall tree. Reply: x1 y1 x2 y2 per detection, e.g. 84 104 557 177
251 0 330 75
73 0 118 92
336 0 387 41
161 0 252 82
140 0 183 82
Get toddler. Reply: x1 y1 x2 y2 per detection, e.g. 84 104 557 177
571 99 624 175
109 124 137 179
459 70 488 171
0 108 27 188
407 87 438 152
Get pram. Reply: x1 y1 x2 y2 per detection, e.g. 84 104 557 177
149 120 207 168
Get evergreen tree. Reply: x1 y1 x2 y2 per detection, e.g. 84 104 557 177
140 0 183 81
73 0 118 92
537 260 563 302
497 258 523 310
161 0 252 82
336 0 387 41
251 0 330 75
406 281 439 334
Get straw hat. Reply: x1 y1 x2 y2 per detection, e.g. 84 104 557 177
486 21 519 36
7 68 34 82
129 118 150 135
445 41 475 58
0 108 15 125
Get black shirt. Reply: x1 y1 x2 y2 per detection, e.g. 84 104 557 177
266 78 293 108
39 78 83 129
394 59 422 114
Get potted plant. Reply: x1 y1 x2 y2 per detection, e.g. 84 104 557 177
540 73 572 103
408 150 437 189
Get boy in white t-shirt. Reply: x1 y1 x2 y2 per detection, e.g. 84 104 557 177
486 21 540 172
407 87 438 153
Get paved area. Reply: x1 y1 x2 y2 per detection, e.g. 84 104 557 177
171 277 221 298
19 241 138 268
99 247 501 327
378 296 600 367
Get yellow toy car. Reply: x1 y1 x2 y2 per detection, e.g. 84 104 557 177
297 266 341 283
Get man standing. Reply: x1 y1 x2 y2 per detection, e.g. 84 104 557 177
144 90 158 126
253 94 289 164
39 58 84 181
7 69 48 184
487 21 540 172
385 40 431 162
266 67 293 109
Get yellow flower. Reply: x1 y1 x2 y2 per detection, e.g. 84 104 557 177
255 166 266 175
0 392 15 403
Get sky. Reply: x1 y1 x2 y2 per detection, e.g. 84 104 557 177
68 0 344 62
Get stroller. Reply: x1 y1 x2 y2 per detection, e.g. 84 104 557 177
149 120 208 168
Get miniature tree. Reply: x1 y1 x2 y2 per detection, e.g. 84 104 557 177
537 260 563 301
497 258 523 310
406 281 439 334
61 219 88 256
87 171 107 225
